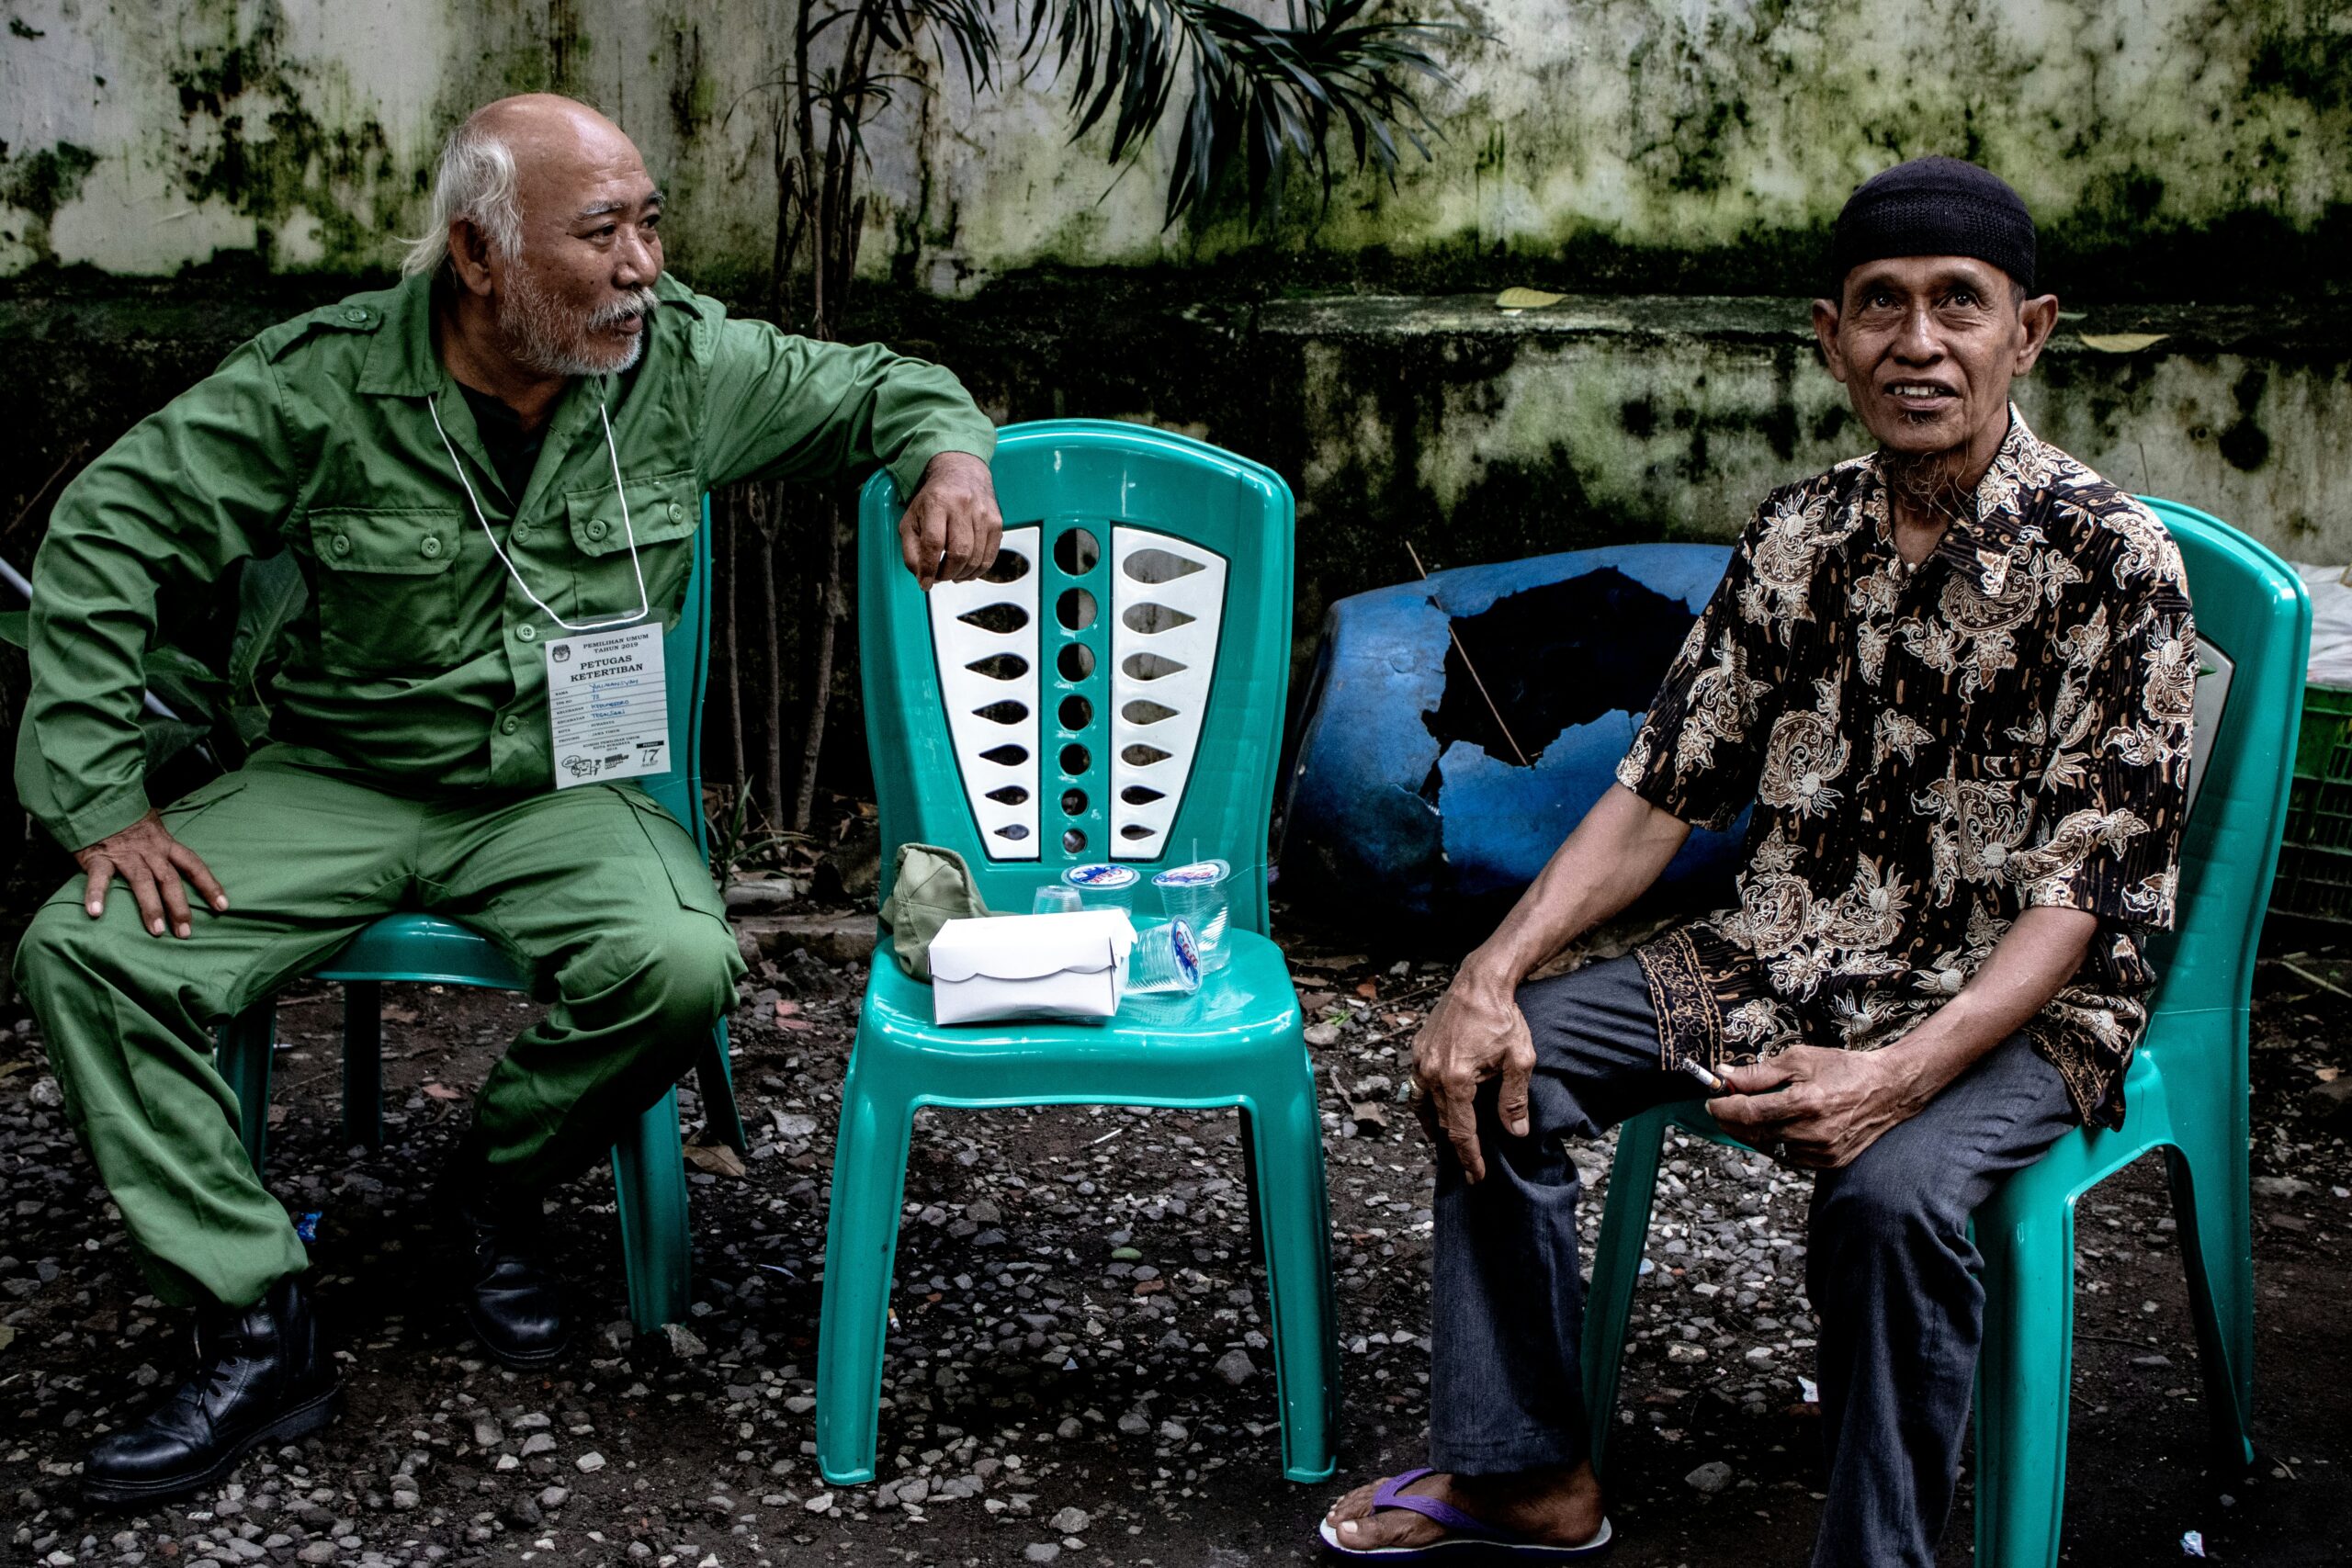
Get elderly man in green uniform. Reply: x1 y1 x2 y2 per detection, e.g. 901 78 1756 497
15 94 1001 1506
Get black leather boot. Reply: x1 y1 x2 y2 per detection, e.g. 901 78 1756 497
82 1276 340 1507
440 1146 572 1369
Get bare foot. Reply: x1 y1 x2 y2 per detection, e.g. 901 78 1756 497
1321 1462 1605 1551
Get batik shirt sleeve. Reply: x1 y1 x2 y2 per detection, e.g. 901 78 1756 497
1614 504 1785 833
2007 497 2196 930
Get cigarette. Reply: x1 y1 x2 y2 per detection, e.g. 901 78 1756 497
1680 1058 1726 1092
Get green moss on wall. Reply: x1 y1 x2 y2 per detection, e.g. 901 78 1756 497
0 142 100 264
164 14 403 273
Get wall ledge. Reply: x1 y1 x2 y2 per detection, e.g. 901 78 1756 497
1256 293 2352 359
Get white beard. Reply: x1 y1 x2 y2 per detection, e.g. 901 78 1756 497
497 265 655 378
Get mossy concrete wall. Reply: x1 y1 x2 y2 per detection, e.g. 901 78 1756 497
1247 296 2352 657
2 1 2347 681
3 0 2348 294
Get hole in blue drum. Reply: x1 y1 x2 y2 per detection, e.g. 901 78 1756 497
1062 788 1087 816
959 603 1028 635
995 823 1030 840
1122 743 1171 766
974 699 1027 725
1054 528 1100 575
981 548 1031 583
1057 642 1096 681
1061 743 1090 775
1057 588 1097 631
1063 828 1087 853
980 743 1028 766
1123 699 1179 726
986 785 1030 805
1120 784 1164 806
1059 694 1091 730
967 652 1029 681
1119 824 1154 840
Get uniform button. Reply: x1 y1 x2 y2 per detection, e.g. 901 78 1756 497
332 535 352 557
667 501 685 524
499 716 520 736
420 536 443 558
586 519 609 541
516 624 537 642
512 522 533 545
343 306 368 322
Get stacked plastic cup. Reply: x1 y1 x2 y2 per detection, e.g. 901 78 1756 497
1152 859 1232 973
1031 884 1083 914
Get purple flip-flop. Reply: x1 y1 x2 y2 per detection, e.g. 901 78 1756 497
1317 1468 1614 1562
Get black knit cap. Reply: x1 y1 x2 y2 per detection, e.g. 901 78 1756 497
1830 156 2036 296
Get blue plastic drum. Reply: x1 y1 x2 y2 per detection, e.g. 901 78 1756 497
1277 544 1748 931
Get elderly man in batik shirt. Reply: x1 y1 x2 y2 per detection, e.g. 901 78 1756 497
1320 158 2193 1568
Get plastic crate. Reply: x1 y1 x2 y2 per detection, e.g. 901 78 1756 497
2269 684 2352 919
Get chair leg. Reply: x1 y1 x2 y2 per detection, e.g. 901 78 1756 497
341 979 383 1149
2165 1145 2258 1473
1243 1067 1338 1483
214 1000 278 1175
611 1089 692 1334
1972 1196 2075 1568
696 1018 748 1152
816 1063 916 1485
1580 1107 1667 1481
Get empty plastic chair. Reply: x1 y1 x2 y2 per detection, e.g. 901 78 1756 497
815 420 1335 1484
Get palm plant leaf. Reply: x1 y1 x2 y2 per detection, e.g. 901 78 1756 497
1021 0 1453 227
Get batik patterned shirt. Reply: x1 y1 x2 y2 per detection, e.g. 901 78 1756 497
1615 408 2195 1128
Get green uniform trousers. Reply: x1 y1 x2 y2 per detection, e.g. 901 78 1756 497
15 745 744 1311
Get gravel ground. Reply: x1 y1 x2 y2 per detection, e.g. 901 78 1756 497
1 915 2347 1567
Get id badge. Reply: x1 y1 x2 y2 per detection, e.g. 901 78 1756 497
544 624 670 788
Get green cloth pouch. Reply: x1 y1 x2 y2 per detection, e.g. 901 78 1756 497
876 842 991 981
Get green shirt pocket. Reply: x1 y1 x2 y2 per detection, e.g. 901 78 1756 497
562 472 699 629
306 507 469 672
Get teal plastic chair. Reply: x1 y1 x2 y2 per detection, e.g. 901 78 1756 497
815 419 1333 1483
210 501 747 1333
1577 501 2308 1566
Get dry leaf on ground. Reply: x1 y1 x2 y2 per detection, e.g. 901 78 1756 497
421 1081 462 1101
1497 287 1566 309
2078 332 2169 353
684 1136 747 1179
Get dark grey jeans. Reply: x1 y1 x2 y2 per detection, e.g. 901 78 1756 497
1428 954 2076 1568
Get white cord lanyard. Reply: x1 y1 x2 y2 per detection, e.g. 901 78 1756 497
427 392 651 632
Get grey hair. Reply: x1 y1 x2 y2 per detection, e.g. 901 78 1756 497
400 122 524 277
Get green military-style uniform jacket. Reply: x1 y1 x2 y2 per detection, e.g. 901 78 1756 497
19 267 996 851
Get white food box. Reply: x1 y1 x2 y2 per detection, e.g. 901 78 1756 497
929 908 1136 1025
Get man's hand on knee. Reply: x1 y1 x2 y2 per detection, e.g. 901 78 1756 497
1410 977 1538 1184
898 451 1005 590
74 810 230 939
1707 1043 1917 1169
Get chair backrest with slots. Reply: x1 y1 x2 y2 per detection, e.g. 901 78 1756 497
2136 498 2308 1021
858 420 1294 936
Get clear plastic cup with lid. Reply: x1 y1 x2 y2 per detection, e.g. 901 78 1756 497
1152 859 1232 972
1122 918 1202 999
1060 862 1141 913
